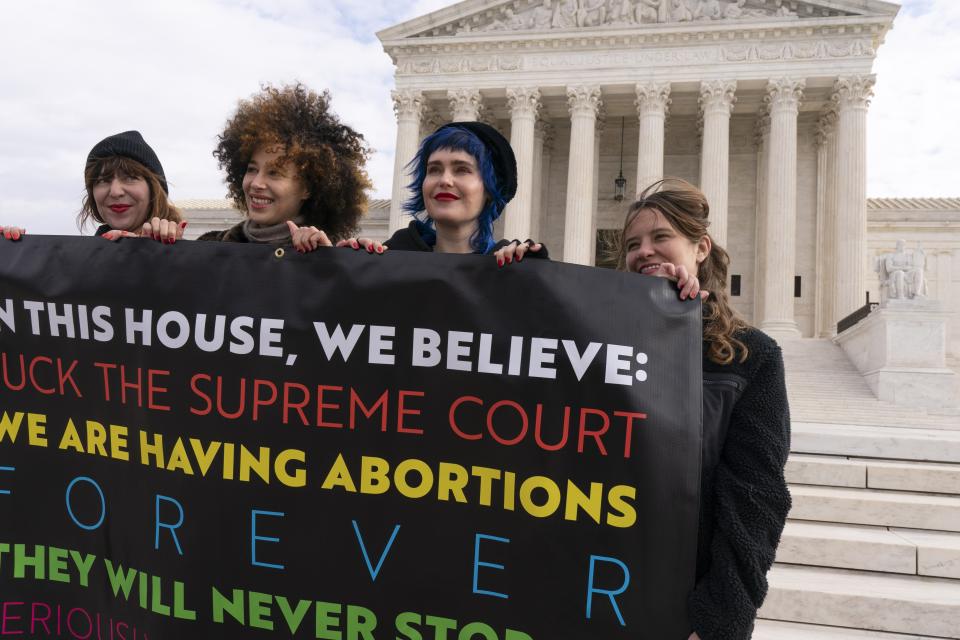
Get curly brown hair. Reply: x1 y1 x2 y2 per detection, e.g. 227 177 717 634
213 83 371 240
613 178 750 365
78 157 182 231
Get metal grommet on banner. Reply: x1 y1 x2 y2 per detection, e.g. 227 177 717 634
274 248 285 259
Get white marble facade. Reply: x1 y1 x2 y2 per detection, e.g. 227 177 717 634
377 0 900 339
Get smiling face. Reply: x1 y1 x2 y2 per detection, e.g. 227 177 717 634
92 170 151 231
242 146 310 226
422 148 487 231
624 207 710 277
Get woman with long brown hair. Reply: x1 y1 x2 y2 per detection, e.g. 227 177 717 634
2 131 185 242
614 178 791 640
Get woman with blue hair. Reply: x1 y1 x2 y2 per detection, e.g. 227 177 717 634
319 122 546 264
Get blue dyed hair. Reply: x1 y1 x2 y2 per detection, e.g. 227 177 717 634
402 125 507 253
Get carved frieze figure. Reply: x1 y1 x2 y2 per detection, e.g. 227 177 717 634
552 0 579 28
776 4 797 17
636 0 662 23
876 239 928 303
531 0 555 29
722 0 770 19
670 0 694 22
577 0 608 27
693 0 722 20
608 0 638 25
483 7 528 31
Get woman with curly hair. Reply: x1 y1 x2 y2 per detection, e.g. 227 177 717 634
2 130 184 243
614 178 791 640
200 83 370 247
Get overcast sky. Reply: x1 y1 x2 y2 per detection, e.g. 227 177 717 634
0 0 955 235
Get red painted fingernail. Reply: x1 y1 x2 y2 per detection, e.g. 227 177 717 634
180 221 188 229
506 256 512 264
376 246 383 254
497 259 503 267
352 241 359 249
367 245 373 253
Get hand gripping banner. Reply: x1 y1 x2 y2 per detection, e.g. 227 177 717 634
0 237 701 639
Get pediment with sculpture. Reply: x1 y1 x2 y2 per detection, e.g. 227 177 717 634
387 0 896 40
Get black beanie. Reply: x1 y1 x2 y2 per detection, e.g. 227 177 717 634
86 130 168 194
437 121 517 204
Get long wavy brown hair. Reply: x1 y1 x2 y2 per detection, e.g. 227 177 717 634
614 178 749 365
79 157 182 231
213 83 371 241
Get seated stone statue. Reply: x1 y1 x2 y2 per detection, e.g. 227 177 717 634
876 239 927 303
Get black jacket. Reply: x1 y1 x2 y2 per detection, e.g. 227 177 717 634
385 221 549 258
691 327 791 639
197 223 247 243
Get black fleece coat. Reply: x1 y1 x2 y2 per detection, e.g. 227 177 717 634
691 326 791 639
384 221 550 258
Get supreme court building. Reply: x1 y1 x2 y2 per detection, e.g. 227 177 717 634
377 0 902 341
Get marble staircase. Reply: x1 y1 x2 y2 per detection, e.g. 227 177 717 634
752 338 960 639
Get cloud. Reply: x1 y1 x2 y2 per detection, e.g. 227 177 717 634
868 0 960 197
0 0 415 234
0 0 954 236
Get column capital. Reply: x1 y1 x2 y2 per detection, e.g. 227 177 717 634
447 88 484 121
764 78 805 113
815 105 838 148
506 87 542 120
753 109 771 149
391 89 425 120
595 104 608 134
536 119 555 152
634 81 672 116
833 75 876 111
566 85 602 118
420 105 444 134
699 79 737 115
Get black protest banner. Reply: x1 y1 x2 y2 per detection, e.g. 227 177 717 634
0 236 701 640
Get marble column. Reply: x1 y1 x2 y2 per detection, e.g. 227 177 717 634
759 78 805 339
634 82 671 196
832 75 875 325
389 89 424 234
563 86 602 265
504 88 541 241
591 108 607 265
699 80 737 248
419 105 444 143
815 106 838 337
448 88 484 122
532 122 554 242
530 119 548 241
752 111 770 324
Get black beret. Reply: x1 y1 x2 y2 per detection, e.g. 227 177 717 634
437 121 517 204
87 130 168 194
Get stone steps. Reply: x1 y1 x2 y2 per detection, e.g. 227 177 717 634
777 519 960 579
753 339 960 636
752 619 940 639
753 619 940 639
792 422 960 463
759 565 960 637
779 337 960 428
788 485 960 531
787 453 960 493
